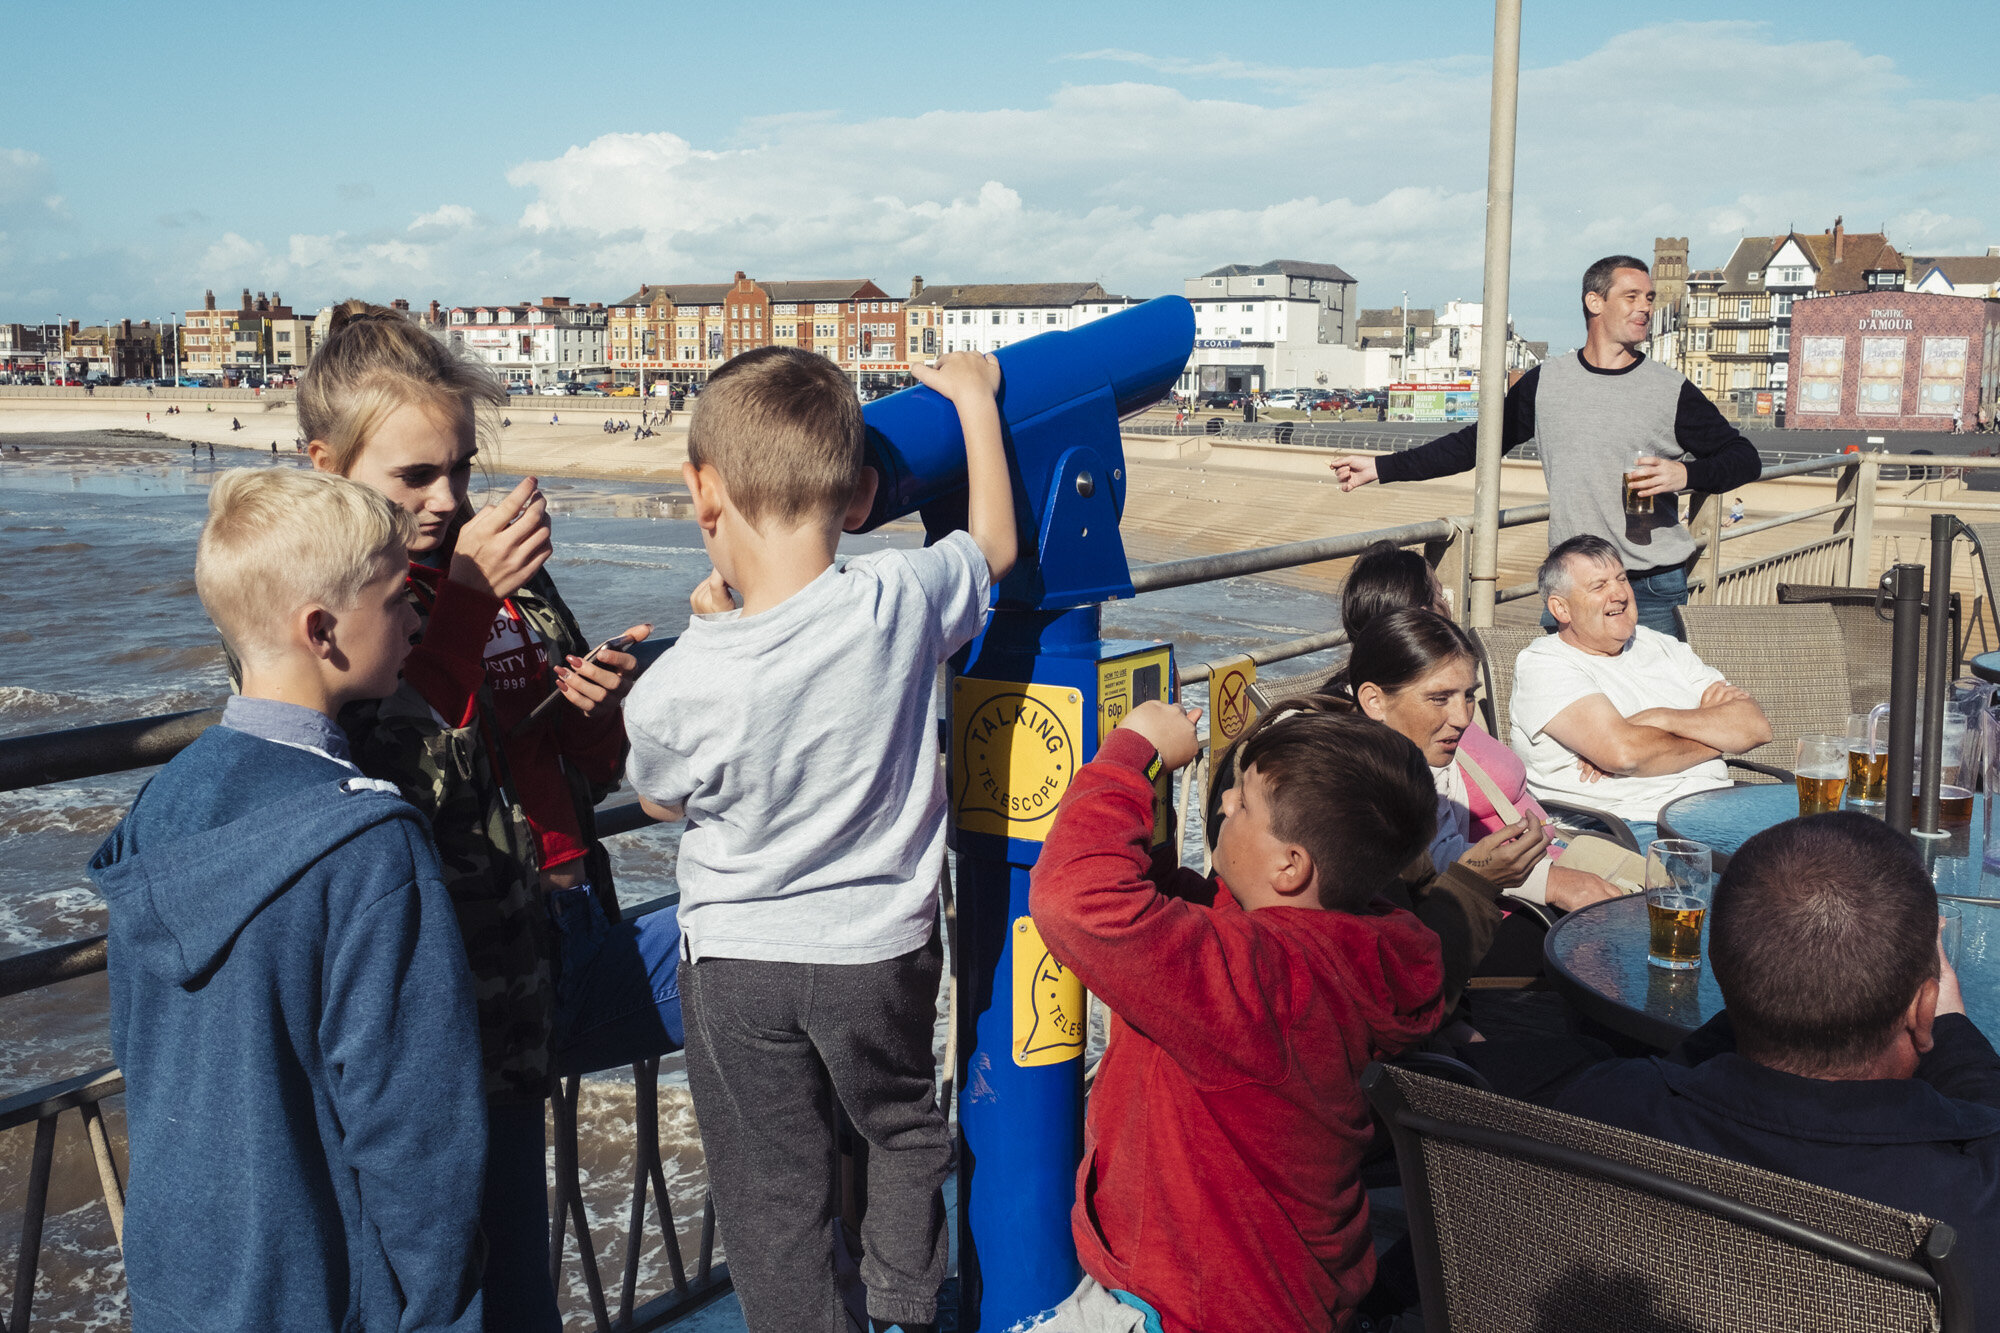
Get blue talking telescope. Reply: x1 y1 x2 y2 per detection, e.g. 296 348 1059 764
854 295 1196 608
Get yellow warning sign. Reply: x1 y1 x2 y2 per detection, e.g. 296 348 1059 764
1096 647 1173 742
1011 916 1085 1066
1098 647 1176 848
1209 656 1258 756
953 679 1082 841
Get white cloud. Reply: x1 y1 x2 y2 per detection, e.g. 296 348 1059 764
409 204 477 232
15 21 1998 334
473 20 1996 334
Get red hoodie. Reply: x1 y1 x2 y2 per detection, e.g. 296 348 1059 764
1030 729 1446 1332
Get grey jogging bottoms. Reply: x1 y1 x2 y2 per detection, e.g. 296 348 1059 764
679 931 949 1332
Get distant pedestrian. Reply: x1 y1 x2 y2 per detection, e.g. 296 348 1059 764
1728 496 1745 525
551 413 559 426
271 442 278 456
191 442 197 461
208 444 215 461
1954 402 1965 434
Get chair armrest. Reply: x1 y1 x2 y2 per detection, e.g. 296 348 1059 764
1386 1051 1495 1094
1498 896 1560 931
1727 758 1793 784
1542 800 1640 852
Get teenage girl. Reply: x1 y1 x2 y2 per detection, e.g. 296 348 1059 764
300 301 683 1333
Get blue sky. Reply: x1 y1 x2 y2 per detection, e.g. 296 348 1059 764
4 1 1996 344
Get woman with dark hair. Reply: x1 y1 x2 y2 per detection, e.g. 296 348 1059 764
1340 540 1444 639
1339 609 1617 914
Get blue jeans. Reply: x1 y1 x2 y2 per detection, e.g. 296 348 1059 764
547 886 685 1076
1540 563 1690 640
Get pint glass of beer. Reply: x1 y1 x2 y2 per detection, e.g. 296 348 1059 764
1645 839 1714 970
1623 449 1652 515
1847 707 1889 806
1794 735 1847 815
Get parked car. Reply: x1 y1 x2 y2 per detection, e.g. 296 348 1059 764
611 385 638 397
1265 391 1304 410
569 385 608 397
506 383 533 395
539 383 570 396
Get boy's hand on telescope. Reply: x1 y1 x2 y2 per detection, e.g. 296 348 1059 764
556 623 651 716
909 350 1001 404
690 569 736 615
1118 701 1203 773
1330 456 1378 491
450 475 552 600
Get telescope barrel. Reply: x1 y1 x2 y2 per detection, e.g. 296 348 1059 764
855 295 1196 531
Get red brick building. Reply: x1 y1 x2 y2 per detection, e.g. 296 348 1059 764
1785 290 2000 431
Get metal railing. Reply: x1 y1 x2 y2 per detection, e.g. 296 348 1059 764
0 445 1969 1327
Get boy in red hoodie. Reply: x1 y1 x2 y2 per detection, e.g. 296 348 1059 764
1028 701 1447 1333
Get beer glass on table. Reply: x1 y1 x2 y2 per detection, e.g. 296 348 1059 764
1914 711 1974 825
1847 706 1889 806
1623 450 1653 515
1794 735 1847 815
1645 839 1714 971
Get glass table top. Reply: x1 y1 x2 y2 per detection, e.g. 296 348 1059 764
1548 783 2000 1049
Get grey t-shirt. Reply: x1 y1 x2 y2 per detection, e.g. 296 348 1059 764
624 530 991 964
1535 353 1694 569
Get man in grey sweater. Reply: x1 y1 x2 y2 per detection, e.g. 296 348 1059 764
1332 256 1762 637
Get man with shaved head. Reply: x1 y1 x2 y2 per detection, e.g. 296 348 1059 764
1557 812 2000 1325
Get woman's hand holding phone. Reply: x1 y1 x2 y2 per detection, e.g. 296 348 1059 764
555 623 653 717
449 475 552 600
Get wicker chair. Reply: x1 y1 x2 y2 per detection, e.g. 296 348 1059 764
1363 1064 1971 1333
1674 604 1852 785
1471 627 1639 849
1775 583 1966 715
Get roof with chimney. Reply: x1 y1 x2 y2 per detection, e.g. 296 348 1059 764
1716 220 1902 296
610 279 889 309
905 282 1127 309
1201 259 1358 284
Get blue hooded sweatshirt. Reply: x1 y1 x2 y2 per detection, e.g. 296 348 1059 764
89 723 487 1333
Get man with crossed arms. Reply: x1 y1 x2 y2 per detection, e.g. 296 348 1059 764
1511 535 1771 846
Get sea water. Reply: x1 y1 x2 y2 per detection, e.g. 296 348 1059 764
0 432 1341 1329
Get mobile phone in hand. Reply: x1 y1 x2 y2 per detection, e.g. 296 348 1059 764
510 632 640 737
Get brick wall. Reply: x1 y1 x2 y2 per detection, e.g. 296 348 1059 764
1786 290 1999 431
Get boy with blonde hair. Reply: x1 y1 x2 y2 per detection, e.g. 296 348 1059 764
624 347 1016 1333
89 467 487 1333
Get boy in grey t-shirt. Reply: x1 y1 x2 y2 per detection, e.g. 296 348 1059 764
624 346 1016 1333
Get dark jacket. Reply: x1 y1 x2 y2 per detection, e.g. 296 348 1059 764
339 551 623 1103
1555 1010 2000 1329
89 727 486 1333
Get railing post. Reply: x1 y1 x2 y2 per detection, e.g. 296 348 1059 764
1426 524 1470 623
1688 491 1723 605
1850 455 1881 587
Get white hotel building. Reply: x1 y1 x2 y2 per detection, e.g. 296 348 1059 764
1180 260 1362 396
444 297 609 388
903 281 1143 359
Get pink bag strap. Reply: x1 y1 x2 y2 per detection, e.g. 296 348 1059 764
1454 747 1523 826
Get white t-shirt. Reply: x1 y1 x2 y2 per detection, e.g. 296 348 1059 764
1509 626 1731 822
624 531 991 964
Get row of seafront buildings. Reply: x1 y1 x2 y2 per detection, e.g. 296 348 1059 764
0 260 1545 399
1652 219 2000 430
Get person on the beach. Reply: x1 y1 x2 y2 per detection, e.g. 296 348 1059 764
91 467 486 1333
624 347 1015 1333
298 300 684 1333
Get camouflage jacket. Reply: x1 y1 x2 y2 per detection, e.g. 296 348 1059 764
338 566 623 1104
